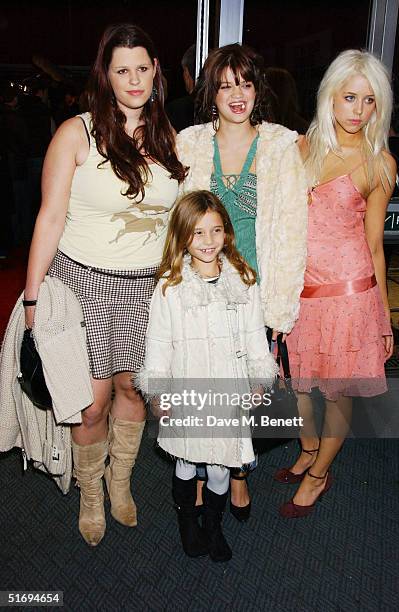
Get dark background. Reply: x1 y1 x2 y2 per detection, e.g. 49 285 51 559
0 0 371 65
0 0 198 101
0 1 397 121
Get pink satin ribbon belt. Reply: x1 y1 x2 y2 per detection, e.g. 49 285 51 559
301 274 376 298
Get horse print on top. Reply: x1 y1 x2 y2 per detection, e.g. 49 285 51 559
110 200 170 245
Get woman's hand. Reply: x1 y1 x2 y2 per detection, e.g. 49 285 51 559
383 306 394 360
24 305 36 330
383 334 394 360
272 329 287 343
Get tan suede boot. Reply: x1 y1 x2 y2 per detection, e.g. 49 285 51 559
104 416 145 527
72 439 108 546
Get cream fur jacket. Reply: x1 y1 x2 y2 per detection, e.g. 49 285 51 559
176 122 308 333
136 255 278 467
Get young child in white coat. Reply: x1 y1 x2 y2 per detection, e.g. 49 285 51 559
136 190 277 561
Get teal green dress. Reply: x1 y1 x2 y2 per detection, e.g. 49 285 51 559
210 134 259 278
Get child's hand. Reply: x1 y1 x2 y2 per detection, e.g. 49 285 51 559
150 397 170 419
251 384 264 397
250 385 265 408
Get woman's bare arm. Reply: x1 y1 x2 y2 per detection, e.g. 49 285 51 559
24 117 89 326
364 152 397 358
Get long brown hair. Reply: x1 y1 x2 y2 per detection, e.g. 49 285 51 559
157 190 256 293
88 23 187 201
195 43 273 126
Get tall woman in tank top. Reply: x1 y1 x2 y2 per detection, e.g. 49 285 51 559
275 50 396 517
24 24 186 545
176 44 308 520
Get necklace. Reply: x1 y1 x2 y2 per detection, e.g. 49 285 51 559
201 272 220 279
190 260 222 278
200 264 221 279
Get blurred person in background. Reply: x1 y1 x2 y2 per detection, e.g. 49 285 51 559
0 83 30 247
0 83 16 258
20 77 53 224
265 67 309 134
166 44 196 132
54 83 81 126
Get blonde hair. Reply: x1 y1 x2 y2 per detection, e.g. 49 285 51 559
157 190 256 294
306 49 394 191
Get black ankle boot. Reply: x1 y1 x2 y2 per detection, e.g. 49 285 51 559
203 486 232 562
172 475 208 558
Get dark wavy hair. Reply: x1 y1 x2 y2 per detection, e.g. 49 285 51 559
194 43 273 126
88 23 187 201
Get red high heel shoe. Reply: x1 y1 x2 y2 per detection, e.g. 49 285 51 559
279 471 333 518
274 448 319 484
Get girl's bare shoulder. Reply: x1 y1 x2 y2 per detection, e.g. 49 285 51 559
296 134 309 162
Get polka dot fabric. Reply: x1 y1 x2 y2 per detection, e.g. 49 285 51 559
287 174 391 400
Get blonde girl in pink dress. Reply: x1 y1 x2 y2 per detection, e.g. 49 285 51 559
276 50 396 518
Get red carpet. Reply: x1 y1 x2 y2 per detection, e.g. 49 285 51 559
0 250 27 340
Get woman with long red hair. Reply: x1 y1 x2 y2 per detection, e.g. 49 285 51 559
24 23 186 546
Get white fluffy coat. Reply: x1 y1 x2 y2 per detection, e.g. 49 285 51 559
136 256 278 467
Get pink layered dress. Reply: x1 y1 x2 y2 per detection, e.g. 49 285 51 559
287 169 391 400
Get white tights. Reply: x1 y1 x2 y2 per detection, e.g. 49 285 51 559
175 459 229 495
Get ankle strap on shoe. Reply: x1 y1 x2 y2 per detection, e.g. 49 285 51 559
308 470 328 480
302 448 319 455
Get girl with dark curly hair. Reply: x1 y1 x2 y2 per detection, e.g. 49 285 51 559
176 43 308 520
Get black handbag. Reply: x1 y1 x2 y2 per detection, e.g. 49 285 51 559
17 329 52 410
252 333 299 454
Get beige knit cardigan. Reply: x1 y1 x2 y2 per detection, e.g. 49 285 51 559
176 122 308 333
0 276 93 493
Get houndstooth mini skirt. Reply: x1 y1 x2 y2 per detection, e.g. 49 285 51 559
48 250 157 379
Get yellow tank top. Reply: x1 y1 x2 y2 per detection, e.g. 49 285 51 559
58 113 179 270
